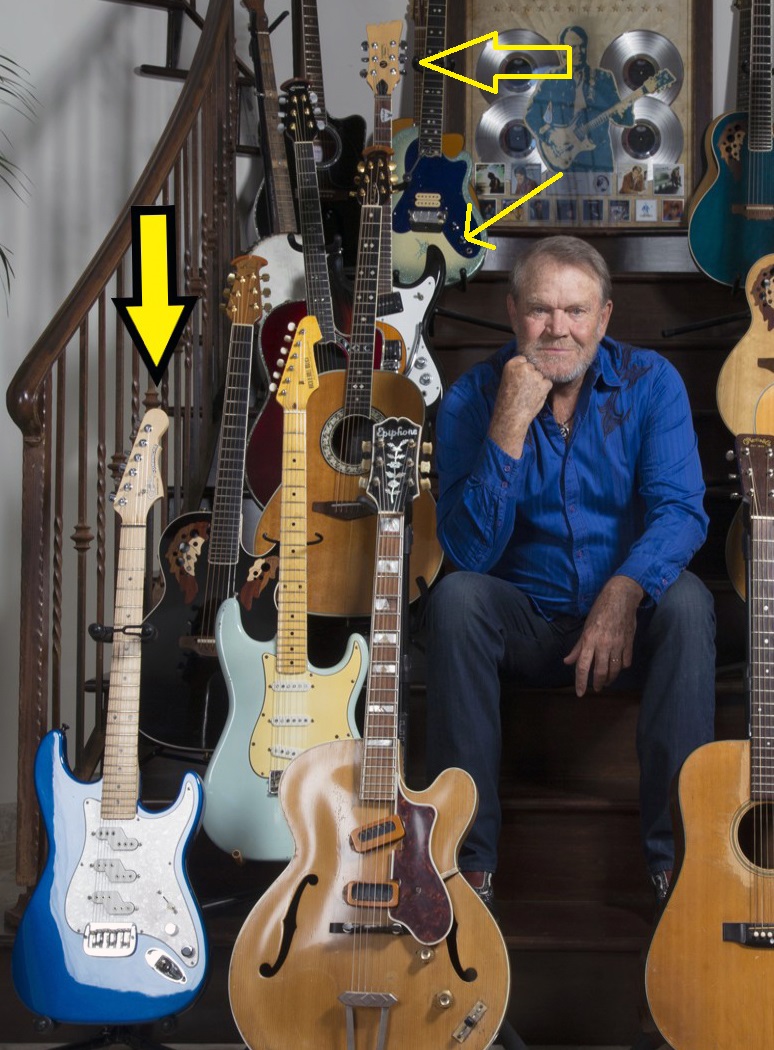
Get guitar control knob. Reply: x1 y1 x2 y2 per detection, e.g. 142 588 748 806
434 990 454 1010
415 356 427 368
164 922 178 936
180 945 195 959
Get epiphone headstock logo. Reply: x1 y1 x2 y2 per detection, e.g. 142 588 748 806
378 425 418 440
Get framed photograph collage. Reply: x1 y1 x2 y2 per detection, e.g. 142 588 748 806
462 0 700 230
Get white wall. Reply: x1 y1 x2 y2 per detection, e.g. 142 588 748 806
0 0 736 805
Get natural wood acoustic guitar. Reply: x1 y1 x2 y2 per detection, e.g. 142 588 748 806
646 433 774 1049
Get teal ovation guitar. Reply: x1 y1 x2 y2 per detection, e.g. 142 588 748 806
391 0 488 285
229 417 510 1050
646 434 774 1049
202 317 367 862
688 0 774 286
12 410 208 1025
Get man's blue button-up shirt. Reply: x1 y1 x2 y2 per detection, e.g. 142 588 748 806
435 337 708 617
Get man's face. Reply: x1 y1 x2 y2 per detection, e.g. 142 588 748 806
563 30 587 71
506 259 612 386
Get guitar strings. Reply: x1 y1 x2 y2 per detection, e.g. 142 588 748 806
352 456 409 1002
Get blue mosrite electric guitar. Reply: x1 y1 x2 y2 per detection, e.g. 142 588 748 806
202 317 367 862
12 409 208 1026
688 0 774 286
391 0 487 285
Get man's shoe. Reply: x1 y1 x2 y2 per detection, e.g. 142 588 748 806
462 870 497 915
650 868 673 919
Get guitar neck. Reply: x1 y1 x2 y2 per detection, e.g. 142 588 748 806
748 0 773 150
373 94 395 299
346 202 382 415
735 0 753 109
253 20 297 234
293 0 327 114
417 0 446 156
294 141 337 339
208 321 254 569
360 511 405 801
102 524 145 820
749 511 774 798
412 23 427 125
276 406 308 674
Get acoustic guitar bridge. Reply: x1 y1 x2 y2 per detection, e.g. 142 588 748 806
723 922 774 946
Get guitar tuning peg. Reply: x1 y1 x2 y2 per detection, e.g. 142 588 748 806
422 441 433 455
358 476 369 490
361 40 368 49
357 161 366 172
362 440 373 453
287 321 297 331
360 458 371 471
420 460 431 474
309 91 318 103
360 69 368 77
730 492 743 500
269 382 278 392
272 371 281 381
420 478 432 492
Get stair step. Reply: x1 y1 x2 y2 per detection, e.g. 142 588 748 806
500 900 651 953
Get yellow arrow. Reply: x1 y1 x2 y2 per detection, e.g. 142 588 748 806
465 172 565 249
113 206 197 386
419 32 571 93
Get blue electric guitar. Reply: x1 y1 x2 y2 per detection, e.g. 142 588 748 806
12 409 208 1026
391 0 487 285
688 0 774 286
202 317 367 862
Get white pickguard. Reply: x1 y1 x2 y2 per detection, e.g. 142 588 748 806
377 274 444 406
65 780 202 974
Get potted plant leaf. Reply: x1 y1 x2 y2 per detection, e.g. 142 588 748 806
1 53 36 302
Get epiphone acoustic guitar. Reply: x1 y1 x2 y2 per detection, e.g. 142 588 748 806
254 137 443 618
202 317 366 862
12 410 208 1025
688 0 774 287
138 256 279 753
645 433 774 1049
229 416 510 1050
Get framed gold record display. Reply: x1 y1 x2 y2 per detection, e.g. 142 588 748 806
455 0 710 231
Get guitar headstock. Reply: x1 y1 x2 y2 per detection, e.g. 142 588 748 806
643 69 677 96
241 0 268 29
111 408 169 525
735 434 774 516
361 417 431 513
278 79 321 145
223 254 267 326
362 22 406 96
353 146 396 207
273 315 321 411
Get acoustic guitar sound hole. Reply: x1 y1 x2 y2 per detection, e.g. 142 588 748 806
321 409 384 475
737 803 774 870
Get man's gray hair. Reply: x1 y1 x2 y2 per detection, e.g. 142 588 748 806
508 236 612 305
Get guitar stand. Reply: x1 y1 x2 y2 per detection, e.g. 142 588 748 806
29 1022 178 1050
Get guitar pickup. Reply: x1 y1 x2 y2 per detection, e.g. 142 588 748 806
408 207 448 232
344 881 399 908
350 814 405 854
723 922 774 947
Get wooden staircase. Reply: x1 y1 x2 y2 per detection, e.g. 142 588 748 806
0 0 749 1045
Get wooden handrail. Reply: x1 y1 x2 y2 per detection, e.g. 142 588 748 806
6 0 231 439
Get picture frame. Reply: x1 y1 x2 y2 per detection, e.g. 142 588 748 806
449 1 711 233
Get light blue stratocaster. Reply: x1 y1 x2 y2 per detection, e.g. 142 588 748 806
12 410 208 1025
202 317 367 862
391 0 487 285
